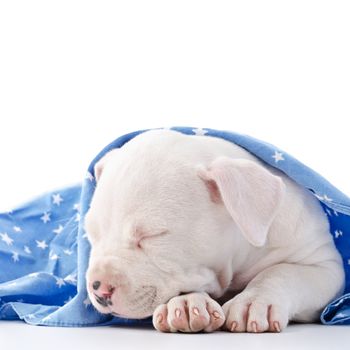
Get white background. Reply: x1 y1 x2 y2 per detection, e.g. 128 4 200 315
0 0 349 348
0 0 349 211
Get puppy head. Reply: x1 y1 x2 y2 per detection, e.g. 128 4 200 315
85 130 285 318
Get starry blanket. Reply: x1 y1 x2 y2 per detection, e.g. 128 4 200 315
1 127 350 327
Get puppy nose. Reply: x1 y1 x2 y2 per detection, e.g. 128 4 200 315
92 280 115 298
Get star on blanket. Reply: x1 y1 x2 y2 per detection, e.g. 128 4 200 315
52 193 63 206
36 240 48 250
12 252 19 262
53 225 64 235
272 151 284 163
192 128 208 136
56 278 66 288
0 232 14 246
40 212 51 223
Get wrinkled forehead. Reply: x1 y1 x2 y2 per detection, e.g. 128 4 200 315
87 157 198 236
99 146 199 202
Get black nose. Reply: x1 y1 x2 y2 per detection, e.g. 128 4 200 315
93 281 101 290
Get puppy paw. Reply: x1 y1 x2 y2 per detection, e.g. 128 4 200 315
222 291 289 333
152 292 225 333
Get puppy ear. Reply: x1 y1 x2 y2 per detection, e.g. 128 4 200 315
94 149 119 182
198 157 285 247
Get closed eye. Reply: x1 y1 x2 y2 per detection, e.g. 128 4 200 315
136 230 168 249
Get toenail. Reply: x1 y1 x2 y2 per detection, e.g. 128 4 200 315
230 321 237 332
175 308 181 318
192 307 200 316
212 311 221 319
273 321 281 332
157 314 163 323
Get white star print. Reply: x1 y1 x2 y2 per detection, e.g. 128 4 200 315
12 252 19 262
64 274 77 284
24 246 32 254
82 232 88 239
56 278 66 288
13 226 22 232
40 212 51 223
73 203 80 212
63 249 73 256
52 193 63 206
0 232 14 246
323 195 333 202
272 151 284 163
36 240 48 250
17 299 24 303
50 252 59 260
315 194 333 202
53 225 64 235
333 210 339 216
192 128 208 136
27 314 35 319
75 213 81 222
85 171 95 182
83 297 92 307
335 230 343 238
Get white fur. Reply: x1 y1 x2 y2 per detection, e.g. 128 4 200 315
85 130 345 333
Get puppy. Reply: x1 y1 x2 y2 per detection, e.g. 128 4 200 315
85 129 344 333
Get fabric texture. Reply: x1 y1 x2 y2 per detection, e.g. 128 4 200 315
0 127 349 327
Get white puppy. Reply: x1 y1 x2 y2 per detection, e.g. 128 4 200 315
85 130 345 333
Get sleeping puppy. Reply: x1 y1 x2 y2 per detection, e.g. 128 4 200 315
84 129 344 333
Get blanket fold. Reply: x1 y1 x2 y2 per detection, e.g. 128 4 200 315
0 127 349 326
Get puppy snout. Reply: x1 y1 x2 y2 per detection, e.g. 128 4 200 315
93 280 116 298
91 280 116 307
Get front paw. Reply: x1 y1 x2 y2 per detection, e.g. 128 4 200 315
222 291 289 333
152 292 225 333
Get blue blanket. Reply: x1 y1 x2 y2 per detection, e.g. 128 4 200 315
1 127 350 327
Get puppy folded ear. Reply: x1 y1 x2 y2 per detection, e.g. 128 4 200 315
198 157 285 247
94 149 119 182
